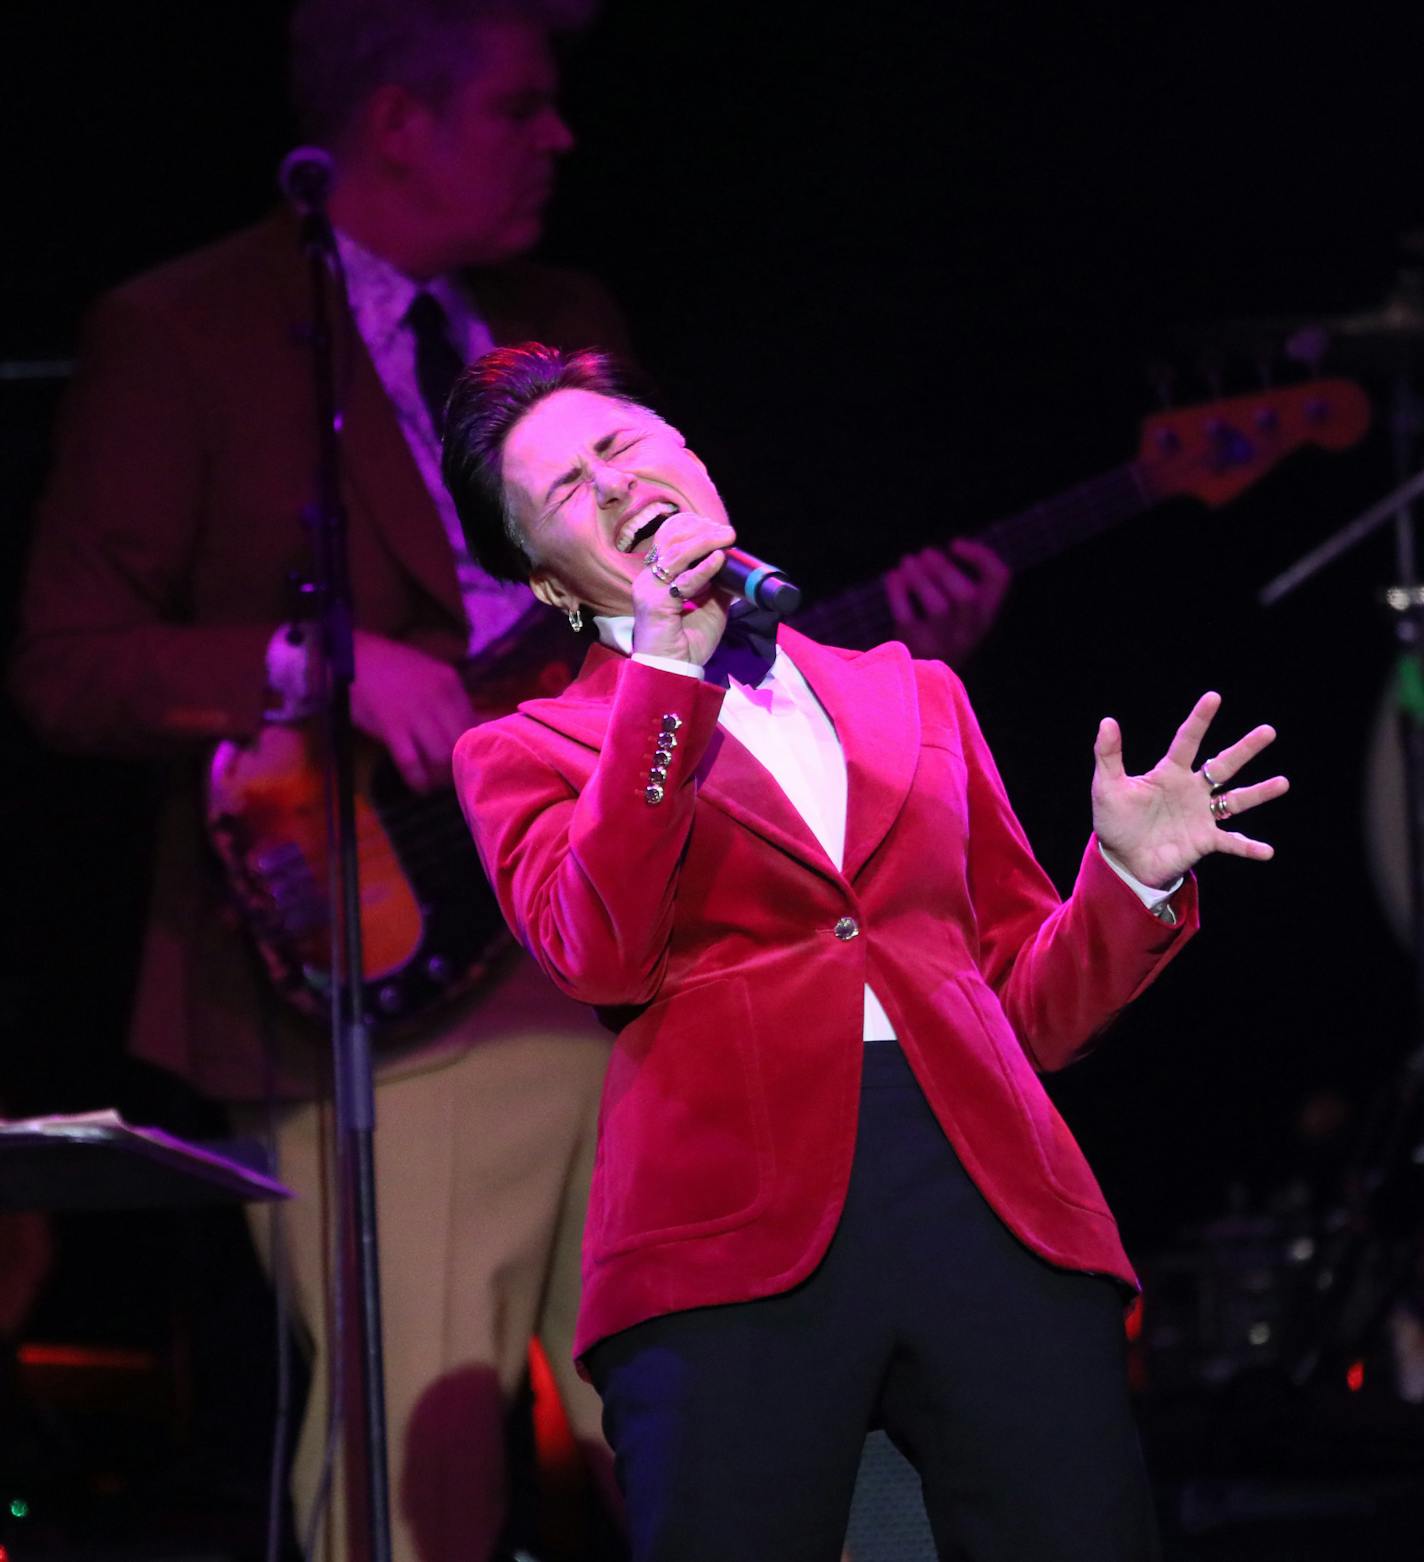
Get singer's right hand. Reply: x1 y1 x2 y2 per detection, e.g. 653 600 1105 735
631 511 737 666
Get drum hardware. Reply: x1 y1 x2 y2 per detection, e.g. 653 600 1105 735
1258 394 1424 1392
1198 258 1424 381
1137 1206 1335 1393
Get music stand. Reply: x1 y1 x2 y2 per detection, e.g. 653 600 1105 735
0 1111 292 1209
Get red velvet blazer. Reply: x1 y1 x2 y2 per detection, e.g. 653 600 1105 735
455 627 1200 1357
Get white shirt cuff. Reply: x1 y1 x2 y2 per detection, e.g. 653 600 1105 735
1098 842 1183 919
264 623 320 721
632 651 705 680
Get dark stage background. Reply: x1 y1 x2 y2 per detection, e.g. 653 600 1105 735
4 2 1424 1556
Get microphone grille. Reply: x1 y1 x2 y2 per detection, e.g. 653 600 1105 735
277 146 334 212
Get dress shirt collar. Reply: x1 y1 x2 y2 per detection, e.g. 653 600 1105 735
333 228 474 357
593 613 783 690
593 614 635 655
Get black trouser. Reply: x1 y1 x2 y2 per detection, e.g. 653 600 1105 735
587 1041 1160 1562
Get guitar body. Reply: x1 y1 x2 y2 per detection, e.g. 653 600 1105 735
207 723 507 1032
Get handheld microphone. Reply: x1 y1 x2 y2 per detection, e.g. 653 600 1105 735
717 547 802 618
278 146 334 214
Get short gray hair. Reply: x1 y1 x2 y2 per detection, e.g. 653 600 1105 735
289 0 595 148
442 342 647 583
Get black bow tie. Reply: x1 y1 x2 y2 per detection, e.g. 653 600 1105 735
704 604 780 688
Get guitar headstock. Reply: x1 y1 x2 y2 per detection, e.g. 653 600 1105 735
1137 379 1372 509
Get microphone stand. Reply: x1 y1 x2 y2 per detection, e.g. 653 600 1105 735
1260 464 1424 1389
290 189 393 1560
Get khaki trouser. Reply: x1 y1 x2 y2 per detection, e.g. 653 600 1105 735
246 954 612 1562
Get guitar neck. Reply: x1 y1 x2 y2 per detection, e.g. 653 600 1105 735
790 459 1156 651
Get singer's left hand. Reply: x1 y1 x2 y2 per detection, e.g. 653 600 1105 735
1092 691 1289 888
884 539 1010 669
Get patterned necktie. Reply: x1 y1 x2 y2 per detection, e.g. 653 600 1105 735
405 290 465 437
703 603 781 688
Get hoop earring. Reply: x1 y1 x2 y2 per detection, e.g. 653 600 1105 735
567 606 583 633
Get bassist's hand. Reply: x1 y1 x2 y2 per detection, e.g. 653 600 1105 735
884 539 1010 670
351 631 476 793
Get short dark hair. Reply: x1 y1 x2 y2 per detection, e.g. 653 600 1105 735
442 342 645 583
289 0 594 148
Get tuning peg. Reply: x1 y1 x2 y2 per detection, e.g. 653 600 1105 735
1196 346 1227 400
1284 324 1329 377
1147 360 1177 409
1252 401 1281 435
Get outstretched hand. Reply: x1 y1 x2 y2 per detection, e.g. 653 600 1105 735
1091 691 1288 890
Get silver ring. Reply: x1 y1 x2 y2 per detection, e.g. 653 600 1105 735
649 562 672 583
1209 793 1231 822
644 543 662 571
1202 761 1223 789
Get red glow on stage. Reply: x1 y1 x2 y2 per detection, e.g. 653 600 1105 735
529 1338 580 1475
1346 1359 1365 1392
1124 1295 1143 1341
18 1342 157 1371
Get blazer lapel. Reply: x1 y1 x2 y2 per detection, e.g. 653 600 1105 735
779 628 921 883
269 210 465 626
515 642 621 749
521 634 921 882
520 644 842 880
694 727 840 878
340 335 466 625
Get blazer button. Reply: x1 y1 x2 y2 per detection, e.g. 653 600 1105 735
645 783 665 805
834 916 859 941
